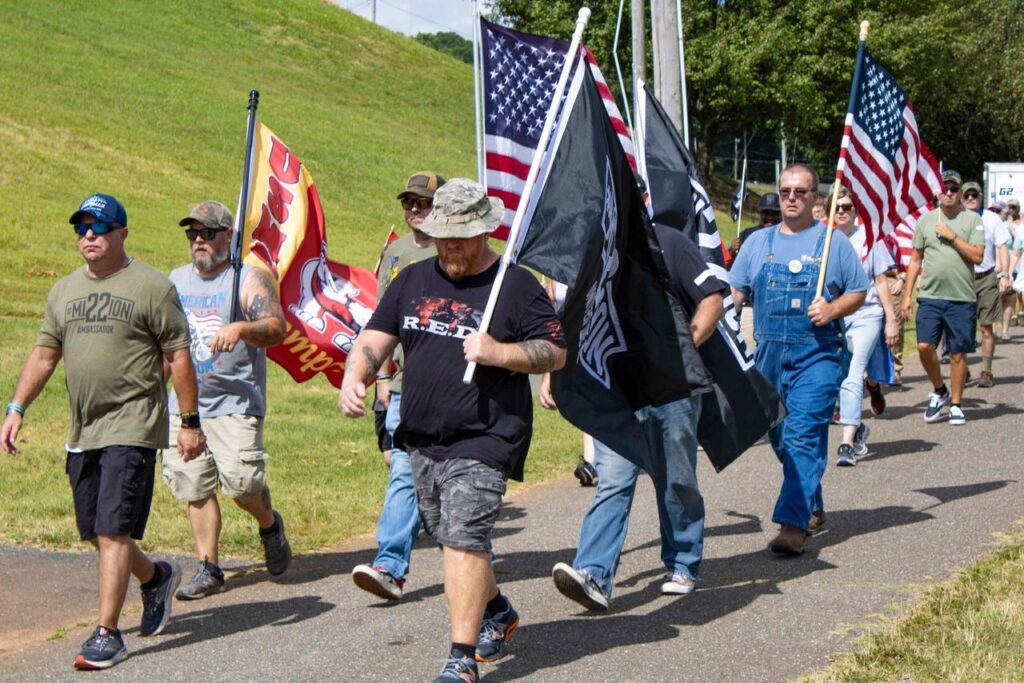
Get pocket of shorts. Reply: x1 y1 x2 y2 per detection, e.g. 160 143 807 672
471 475 507 496
238 448 268 464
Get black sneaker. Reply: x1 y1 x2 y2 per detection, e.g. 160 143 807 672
923 390 950 423
837 443 857 467
261 510 292 576
475 598 520 662
552 562 609 611
139 561 181 637
74 627 127 670
176 559 226 600
573 460 598 487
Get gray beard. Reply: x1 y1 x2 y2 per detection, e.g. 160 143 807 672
193 249 230 274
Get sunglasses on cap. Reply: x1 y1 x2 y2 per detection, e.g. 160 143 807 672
73 222 121 236
401 196 432 211
185 227 229 241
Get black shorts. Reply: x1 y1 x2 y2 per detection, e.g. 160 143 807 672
67 445 156 541
916 298 977 354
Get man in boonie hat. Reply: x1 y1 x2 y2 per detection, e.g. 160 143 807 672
340 178 567 681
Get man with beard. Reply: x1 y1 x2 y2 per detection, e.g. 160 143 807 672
161 200 291 600
349 171 445 601
340 179 566 683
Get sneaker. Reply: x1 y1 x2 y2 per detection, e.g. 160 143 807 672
940 351 950 365
923 390 950 423
475 599 520 662
852 423 870 456
260 510 292 576
661 572 695 596
949 405 966 426
433 655 478 683
552 562 609 612
73 627 127 670
139 561 180 637
977 370 995 388
352 564 404 600
866 382 886 415
573 459 598 486
836 443 857 467
176 559 225 600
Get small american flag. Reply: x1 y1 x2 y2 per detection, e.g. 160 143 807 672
481 18 635 240
837 44 942 269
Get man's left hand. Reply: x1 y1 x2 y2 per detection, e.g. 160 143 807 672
463 332 505 367
209 322 245 354
177 427 206 462
807 296 835 327
999 276 1013 295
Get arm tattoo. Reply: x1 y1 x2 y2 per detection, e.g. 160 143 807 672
243 269 286 344
358 345 383 383
518 339 557 373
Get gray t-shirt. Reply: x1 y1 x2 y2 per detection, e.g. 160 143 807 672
845 225 895 322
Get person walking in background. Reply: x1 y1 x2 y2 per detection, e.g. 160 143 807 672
161 200 291 601
2 194 203 669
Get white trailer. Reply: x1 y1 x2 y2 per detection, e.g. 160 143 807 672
983 162 1024 206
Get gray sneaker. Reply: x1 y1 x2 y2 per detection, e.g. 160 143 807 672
552 562 609 611
852 423 870 456
139 561 180 637
837 443 857 467
176 560 226 601
260 510 292 576
661 572 696 596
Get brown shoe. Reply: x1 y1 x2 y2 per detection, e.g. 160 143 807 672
977 370 995 388
808 510 826 535
769 524 808 556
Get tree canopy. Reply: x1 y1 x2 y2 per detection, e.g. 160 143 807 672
414 31 473 64
489 0 1024 179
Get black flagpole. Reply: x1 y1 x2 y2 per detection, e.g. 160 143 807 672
230 89 260 323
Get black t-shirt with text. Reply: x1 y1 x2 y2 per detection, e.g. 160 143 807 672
654 224 729 312
366 257 565 481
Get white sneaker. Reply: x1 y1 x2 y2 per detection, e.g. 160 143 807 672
948 405 966 426
661 572 696 596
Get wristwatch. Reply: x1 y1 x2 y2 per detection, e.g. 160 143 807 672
998 272 1009 280
180 412 202 430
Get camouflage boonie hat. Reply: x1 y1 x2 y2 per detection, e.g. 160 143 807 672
419 178 504 239
179 200 233 230
397 171 446 199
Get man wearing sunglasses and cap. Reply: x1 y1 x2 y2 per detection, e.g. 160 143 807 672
349 171 447 602
160 200 291 601
340 179 565 682
2 193 205 669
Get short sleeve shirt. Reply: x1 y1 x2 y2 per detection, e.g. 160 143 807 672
654 225 729 310
845 226 896 321
912 209 985 302
366 258 565 481
37 261 191 450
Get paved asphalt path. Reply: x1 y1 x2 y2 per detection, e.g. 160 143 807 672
2 342 1023 682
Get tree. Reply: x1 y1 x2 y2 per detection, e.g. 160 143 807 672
414 31 473 64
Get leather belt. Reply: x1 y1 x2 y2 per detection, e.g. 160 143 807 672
975 268 994 280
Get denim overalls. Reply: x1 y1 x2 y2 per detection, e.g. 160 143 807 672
752 226 847 530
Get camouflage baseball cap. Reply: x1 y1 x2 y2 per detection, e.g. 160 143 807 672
179 200 233 230
961 181 982 194
941 170 962 187
397 171 446 199
419 178 504 239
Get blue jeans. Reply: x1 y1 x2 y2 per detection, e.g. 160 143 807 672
572 396 703 598
756 339 843 530
839 316 882 427
372 393 420 578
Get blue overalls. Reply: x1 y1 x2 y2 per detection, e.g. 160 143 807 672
752 226 847 530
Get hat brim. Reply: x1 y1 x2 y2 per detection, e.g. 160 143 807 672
397 189 436 200
419 197 504 239
69 209 118 225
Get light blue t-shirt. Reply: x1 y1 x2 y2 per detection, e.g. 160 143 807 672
728 222 870 303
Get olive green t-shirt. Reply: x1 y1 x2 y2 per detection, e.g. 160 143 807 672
376 233 436 393
912 208 985 302
37 260 191 450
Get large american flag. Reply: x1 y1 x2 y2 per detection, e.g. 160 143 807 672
481 18 635 240
836 44 942 269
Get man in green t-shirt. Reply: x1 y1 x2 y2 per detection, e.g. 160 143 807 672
901 171 984 426
1 194 206 670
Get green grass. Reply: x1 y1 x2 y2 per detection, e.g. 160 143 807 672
803 529 1024 682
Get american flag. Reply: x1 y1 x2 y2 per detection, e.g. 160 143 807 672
481 18 635 240
836 44 942 269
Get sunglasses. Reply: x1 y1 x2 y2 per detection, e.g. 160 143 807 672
963 191 980 199
73 222 120 236
942 185 961 194
401 197 432 211
835 203 856 212
779 187 810 199
185 227 229 241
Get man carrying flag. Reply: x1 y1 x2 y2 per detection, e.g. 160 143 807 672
340 179 565 682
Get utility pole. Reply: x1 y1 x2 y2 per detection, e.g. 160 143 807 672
733 138 740 179
650 0 683 136
631 0 646 85
372 0 376 24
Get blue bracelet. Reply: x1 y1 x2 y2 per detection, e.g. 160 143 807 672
6 402 25 416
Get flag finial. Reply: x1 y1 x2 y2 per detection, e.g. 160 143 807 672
859 21 870 42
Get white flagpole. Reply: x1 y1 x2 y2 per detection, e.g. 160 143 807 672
472 0 485 185
735 157 747 236
633 78 648 182
675 0 690 148
463 7 593 385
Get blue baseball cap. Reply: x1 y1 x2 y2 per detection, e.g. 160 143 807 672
69 193 128 227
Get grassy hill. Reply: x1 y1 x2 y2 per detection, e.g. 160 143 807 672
0 0 585 556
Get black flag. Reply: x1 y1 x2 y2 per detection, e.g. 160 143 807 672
642 87 785 470
513 58 712 469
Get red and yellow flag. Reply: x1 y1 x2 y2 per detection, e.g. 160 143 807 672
241 121 378 388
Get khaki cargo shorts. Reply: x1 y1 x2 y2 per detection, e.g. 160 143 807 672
161 414 269 503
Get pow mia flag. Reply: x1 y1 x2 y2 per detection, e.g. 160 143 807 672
513 55 711 469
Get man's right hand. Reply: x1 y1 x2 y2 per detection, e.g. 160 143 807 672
2 412 22 455
538 373 557 410
339 381 368 418
900 296 913 322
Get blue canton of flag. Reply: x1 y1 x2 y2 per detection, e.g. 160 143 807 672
852 54 908 162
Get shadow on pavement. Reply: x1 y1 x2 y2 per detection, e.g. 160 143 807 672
859 438 939 462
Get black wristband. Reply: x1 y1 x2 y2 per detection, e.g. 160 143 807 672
180 412 201 429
